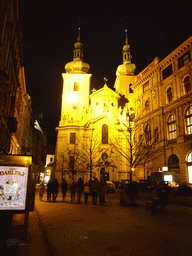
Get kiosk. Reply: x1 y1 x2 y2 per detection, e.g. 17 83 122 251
0 155 35 248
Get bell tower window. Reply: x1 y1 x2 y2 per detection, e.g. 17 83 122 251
74 82 79 91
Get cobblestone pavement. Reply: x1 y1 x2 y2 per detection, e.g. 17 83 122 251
7 190 192 256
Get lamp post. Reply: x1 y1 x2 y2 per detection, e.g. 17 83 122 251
128 111 135 182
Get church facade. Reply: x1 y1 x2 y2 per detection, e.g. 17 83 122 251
55 29 192 185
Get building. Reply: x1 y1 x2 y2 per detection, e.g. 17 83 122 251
131 35 192 185
55 28 131 184
55 27 192 185
0 0 46 183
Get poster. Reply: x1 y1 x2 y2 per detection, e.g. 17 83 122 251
0 166 28 210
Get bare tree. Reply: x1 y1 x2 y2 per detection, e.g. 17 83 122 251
110 114 158 181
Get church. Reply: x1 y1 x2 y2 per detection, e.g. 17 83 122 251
55 28 192 186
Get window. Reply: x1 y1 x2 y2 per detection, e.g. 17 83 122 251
167 87 172 102
168 115 176 139
143 81 149 93
70 133 76 144
178 51 191 69
186 106 192 135
74 82 79 91
102 124 108 144
184 76 191 93
162 65 172 80
168 154 179 170
145 100 150 113
145 124 151 145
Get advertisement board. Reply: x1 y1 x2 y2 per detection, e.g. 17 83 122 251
0 166 29 210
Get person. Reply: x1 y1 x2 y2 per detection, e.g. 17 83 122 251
46 180 52 201
52 179 59 202
38 181 45 201
91 177 99 205
98 179 107 205
70 181 76 202
76 177 84 204
83 182 90 204
61 178 68 202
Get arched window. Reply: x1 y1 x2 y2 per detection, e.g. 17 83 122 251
145 124 151 145
74 82 79 91
168 154 179 170
102 124 108 144
167 87 172 102
186 106 192 135
168 115 176 139
184 76 191 93
145 100 150 113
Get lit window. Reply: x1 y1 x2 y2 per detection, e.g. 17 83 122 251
167 87 172 102
145 124 151 145
102 124 108 144
74 82 79 91
186 106 192 135
184 76 191 93
178 51 191 69
168 115 176 139
70 133 76 144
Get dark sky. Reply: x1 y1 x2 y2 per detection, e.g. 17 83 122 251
18 0 192 146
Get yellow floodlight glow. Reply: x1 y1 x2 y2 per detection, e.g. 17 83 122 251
67 93 78 103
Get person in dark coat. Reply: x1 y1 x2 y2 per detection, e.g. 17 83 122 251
46 180 52 201
61 178 68 202
76 177 84 204
52 179 59 202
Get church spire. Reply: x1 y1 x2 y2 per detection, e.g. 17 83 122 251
73 27 83 61
122 29 132 64
65 27 90 73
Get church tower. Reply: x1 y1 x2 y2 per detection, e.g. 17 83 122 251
114 29 136 104
60 27 92 126
55 28 92 182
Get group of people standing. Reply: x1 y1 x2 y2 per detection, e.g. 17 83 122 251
39 177 108 205
68 177 107 205
39 179 59 202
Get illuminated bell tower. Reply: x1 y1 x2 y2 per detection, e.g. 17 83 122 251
114 29 136 97
60 27 92 126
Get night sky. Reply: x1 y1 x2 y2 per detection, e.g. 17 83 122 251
18 0 192 146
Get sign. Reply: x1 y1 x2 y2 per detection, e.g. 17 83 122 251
0 166 29 210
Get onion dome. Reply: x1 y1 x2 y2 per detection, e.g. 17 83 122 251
65 27 90 74
116 29 136 76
